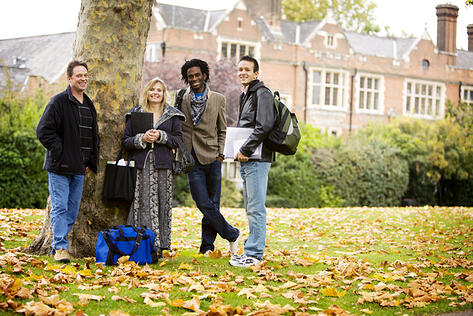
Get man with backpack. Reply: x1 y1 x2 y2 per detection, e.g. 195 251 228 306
229 56 277 268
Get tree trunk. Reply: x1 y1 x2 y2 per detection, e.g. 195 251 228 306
25 0 154 257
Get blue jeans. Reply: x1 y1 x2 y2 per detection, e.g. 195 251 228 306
48 172 84 251
187 159 239 253
240 161 271 260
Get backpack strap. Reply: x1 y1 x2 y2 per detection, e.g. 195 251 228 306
175 88 187 111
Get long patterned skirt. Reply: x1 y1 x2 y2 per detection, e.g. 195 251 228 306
127 152 173 251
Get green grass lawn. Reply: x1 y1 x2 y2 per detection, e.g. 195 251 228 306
0 206 472 315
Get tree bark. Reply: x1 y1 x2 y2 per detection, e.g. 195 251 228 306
25 0 154 257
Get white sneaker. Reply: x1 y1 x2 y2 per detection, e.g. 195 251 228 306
228 235 239 256
229 253 245 265
229 254 261 268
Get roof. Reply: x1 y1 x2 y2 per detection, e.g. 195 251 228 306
0 67 28 91
456 50 473 70
344 31 417 59
0 32 74 85
156 3 227 32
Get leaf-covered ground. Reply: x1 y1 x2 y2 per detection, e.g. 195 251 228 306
0 206 472 315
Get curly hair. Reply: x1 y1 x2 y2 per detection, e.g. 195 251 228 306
180 59 210 84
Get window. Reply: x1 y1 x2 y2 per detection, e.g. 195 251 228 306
311 69 348 109
422 59 430 70
461 86 473 105
326 34 335 48
145 43 161 62
220 41 256 59
405 80 444 118
357 74 383 114
237 17 243 31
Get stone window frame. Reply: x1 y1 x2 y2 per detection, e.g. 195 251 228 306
326 34 335 48
145 43 161 62
355 73 385 115
309 67 349 111
461 85 473 105
217 37 260 61
403 79 445 119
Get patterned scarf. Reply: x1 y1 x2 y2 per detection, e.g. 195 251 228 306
189 85 208 126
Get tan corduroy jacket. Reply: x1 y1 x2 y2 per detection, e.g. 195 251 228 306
180 88 226 165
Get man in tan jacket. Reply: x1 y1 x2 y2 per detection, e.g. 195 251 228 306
179 59 240 255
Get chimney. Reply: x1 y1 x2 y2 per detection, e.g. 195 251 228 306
436 4 459 53
243 0 281 27
468 24 473 52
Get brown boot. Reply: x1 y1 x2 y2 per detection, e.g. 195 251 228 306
54 249 71 263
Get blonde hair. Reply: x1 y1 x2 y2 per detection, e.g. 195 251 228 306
141 77 167 112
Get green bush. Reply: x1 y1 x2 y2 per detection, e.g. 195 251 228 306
0 89 49 208
358 111 473 206
172 175 242 208
268 150 344 208
313 138 409 207
172 174 193 206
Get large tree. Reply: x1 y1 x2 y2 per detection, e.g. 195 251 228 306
282 0 379 34
25 0 154 257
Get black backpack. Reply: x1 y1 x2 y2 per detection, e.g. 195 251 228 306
175 88 186 111
265 91 301 155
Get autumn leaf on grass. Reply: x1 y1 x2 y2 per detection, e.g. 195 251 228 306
16 301 55 315
323 304 353 315
109 310 130 316
112 295 137 304
73 293 105 305
56 300 75 314
237 288 257 299
163 249 178 259
171 296 202 312
208 249 223 259
117 256 130 265
361 308 373 314
5 278 22 297
62 265 77 275
279 281 298 289
321 287 346 297
78 269 92 277
144 297 166 308
39 294 60 305
44 264 62 271
253 300 296 313
178 262 194 270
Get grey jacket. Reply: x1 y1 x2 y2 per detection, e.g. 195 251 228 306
237 80 276 162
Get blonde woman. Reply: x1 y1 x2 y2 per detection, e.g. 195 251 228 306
121 77 185 258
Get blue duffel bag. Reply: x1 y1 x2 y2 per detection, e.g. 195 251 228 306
96 225 158 265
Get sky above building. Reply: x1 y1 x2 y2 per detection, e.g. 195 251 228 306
0 0 471 49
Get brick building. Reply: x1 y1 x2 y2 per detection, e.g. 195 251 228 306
148 0 473 135
1 0 472 136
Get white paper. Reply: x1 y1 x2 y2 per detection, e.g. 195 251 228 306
224 127 262 159
107 159 135 167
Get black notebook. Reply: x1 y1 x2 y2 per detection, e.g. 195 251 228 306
130 112 153 135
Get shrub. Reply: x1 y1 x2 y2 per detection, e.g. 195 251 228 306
0 89 49 208
358 113 473 206
313 138 409 206
172 174 243 208
0 134 48 208
268 150 344 208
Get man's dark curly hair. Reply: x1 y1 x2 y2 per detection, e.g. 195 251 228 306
180 59 210 84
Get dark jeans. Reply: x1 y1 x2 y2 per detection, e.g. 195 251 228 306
187 159 239 253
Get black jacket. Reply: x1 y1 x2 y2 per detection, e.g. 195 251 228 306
36 85 99 175
121 104 185 169
237 80 276 162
